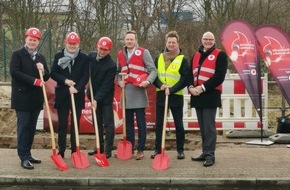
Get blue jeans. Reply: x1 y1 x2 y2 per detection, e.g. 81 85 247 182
126 108 147 152
16 110 40 161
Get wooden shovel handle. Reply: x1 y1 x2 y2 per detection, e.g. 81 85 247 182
38 69 56 149
119 73 127 136
88 78 100 149
161 92 169 149
70 93 80 146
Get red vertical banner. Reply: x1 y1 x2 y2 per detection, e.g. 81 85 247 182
255 25 290 106
220 20 262 119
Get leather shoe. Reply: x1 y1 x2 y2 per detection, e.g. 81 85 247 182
177 152 185 159
150 151 159 159
58 152 64 158
29 156 41 164
135 151 144 160
106 153 112 159
21 160 34 170
203 158 215 167
191 155 206 161
88 150 97 156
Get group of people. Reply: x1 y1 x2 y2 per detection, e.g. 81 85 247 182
10 27 228 170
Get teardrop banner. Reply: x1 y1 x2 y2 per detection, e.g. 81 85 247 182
255 24 290 106
220 20 266 143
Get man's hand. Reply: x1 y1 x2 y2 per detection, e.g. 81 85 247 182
189 85 203 96
118 80 125 88
65 79 75 87
91 100 97 110
69 86 78 94
36 62 44 72
160 84 171 90
165 88 170 96
139 81 150 88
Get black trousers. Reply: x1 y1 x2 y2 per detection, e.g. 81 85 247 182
154 105 185 153
57 99 82 154
95 104 115 155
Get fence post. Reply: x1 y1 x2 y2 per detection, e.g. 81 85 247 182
2 28 7 82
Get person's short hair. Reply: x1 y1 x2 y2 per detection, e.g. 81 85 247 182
165 31 179 42
126 30 137 38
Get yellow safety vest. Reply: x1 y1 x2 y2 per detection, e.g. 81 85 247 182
156 54 184 95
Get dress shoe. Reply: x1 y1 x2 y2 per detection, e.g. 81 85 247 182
191 155 206 161
21 160 34 170
177 152 185 159
135 151 144 160
29 156 41 164
203 158 215 167
106 152 112 159
88 150 97 156
150 151 160 159
57 152 64 158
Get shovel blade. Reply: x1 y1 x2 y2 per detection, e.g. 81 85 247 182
94 153 110 167
72 150 90 169
116 140 132 160
51 154 68 171
152 153 170 171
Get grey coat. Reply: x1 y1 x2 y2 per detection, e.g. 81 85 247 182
117 48 157 109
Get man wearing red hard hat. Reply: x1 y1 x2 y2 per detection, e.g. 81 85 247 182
10 27 50 169
87 37 116 158
50 32 89 158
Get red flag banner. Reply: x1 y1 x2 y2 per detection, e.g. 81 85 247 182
255 25 290 106
220 20 262 119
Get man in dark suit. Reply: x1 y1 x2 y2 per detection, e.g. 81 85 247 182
87 37 117 158
10 27 50 169
50 32 89 158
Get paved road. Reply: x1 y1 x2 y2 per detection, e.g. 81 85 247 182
1 138 290 190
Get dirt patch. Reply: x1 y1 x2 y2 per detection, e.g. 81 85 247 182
0 108 16 135
0 86 16 135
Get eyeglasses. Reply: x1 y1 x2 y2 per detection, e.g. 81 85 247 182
202 38 214 41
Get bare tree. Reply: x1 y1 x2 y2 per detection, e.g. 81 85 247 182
1 0 290 66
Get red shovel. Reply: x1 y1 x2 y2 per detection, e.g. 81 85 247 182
88 79 109 167
117 73 132 160
38 70 68 171
152 92 170 170
71 93 90 169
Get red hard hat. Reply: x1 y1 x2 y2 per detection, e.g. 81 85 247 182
133 73 148 86
25 27 41 39
65 32 80 43
97 37 112 50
